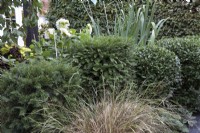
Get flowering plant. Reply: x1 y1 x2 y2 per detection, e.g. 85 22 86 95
31 18 93 59
44 28 56 39
56 18 70 29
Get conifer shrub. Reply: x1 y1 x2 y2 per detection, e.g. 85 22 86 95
0 59 81 132
133 45 181 99
66 36 135 97
158 36 200 112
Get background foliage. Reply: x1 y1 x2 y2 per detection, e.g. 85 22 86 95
47 0 130 33
155 3 200 38
0 0 41 45
47 1 200 38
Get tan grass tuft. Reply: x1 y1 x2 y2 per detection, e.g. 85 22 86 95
65 99 171 133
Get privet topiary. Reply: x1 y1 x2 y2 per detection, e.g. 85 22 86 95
0 59 81 132
158 36 200 112
66 36 135 97
133 45 181 99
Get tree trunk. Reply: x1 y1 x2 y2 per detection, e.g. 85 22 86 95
23 0 38 47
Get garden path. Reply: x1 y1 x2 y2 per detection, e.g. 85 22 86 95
190 114 200 133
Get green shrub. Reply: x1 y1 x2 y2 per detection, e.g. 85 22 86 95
158 36 200 112
66 36 135 97
155 3 200 38
0 59 82 132
133 45 181 98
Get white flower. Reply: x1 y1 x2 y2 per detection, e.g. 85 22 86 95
56 18 70 29
44 28 55 39
48 28 55 35
86 23 92 35
59 28 72 37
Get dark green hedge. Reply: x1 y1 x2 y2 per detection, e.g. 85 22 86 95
47 0 125 33
155 3 200 38
158 36 200 112
0 60 81 132
133 45 181 99
47 0 128 32
47 1 200 38
65 36 135 97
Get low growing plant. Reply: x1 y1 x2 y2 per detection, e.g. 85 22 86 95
0 59 82 132
0 44 32 61
0 44 32 74
30 85 192 133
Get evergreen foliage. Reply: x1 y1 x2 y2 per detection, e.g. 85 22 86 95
133 45 181 98
66 36 135 97
155 3 200 38
0 59 81 132
158 36 200 111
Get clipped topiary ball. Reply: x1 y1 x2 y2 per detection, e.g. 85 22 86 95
133 45 181 99
65 36 136 97
158 36 200 112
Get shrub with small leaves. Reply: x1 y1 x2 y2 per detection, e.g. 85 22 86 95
0 59 82 132
66 36 135 97
158 36 200 112
133 45 181 99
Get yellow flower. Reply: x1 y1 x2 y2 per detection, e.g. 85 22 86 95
0 44 12 55
19 47 32 57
